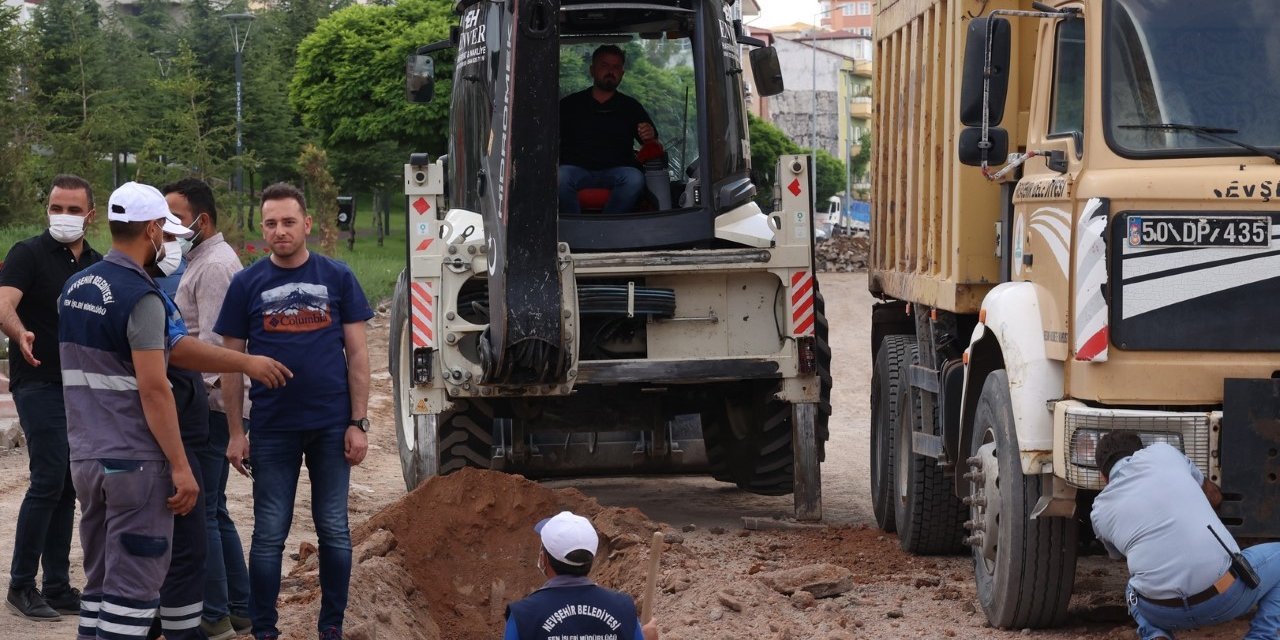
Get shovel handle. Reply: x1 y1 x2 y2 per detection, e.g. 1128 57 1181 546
641 531 663 624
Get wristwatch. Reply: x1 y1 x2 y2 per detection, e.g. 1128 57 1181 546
349 418 370 432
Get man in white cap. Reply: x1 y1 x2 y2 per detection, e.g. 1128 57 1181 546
58 181 202 640
504 511 659 640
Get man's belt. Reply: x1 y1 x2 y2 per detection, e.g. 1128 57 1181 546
1138 571 1235 608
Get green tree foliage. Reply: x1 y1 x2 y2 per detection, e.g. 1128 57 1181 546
30 0 111 179
0 6 42 224
297 143 340 256
134 46 233 186
814 148 846 204
290 0 455 164
746 114 846 207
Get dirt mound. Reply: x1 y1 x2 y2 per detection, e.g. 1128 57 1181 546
273 468 668 639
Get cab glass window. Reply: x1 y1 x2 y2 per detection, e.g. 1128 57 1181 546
1048 18 1085 142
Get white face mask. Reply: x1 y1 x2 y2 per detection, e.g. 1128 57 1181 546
157 240 183 276
49 213 86 243
177 237 194 257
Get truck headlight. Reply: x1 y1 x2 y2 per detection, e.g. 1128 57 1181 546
1069 428 1184 468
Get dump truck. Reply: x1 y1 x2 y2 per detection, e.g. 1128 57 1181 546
389 0 833 519
869 0 1280 628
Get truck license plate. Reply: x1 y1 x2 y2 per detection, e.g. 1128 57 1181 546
1126 215 1271 248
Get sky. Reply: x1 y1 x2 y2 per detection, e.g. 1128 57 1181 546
751 0 822 28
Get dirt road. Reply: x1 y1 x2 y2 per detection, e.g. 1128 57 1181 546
0 272 1251 639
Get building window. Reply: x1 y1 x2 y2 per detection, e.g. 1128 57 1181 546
841 4 854 16
859 27 872 36
858 1 872 15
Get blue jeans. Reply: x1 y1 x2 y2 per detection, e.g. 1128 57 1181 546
247 428 351 638
8 381 75 594
558 165 644 213
1128 542 1280 639
200 411 250 622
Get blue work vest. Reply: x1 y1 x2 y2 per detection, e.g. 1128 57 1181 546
59 250 169 462
507 578 640 640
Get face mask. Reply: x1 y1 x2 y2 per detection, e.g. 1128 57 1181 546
49 213 86 243
182 214 204 255
178 237 194 257
157 240 183 276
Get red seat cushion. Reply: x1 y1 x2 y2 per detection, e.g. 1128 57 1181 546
577 188 612 211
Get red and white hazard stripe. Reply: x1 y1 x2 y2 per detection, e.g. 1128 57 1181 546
410 281 435 349
790 270 815 336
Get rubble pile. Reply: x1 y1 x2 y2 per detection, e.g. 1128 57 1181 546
816 234 871 272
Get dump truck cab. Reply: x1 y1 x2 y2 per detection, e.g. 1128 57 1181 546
871 0 1280 628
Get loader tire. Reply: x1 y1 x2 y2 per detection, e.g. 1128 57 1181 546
870 335 911 532
893 342 966 554
438 398 497 475
390 270 431 491
703 290 832 496
969 370 1078 629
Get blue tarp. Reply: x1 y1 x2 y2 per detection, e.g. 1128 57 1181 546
845 200 871 225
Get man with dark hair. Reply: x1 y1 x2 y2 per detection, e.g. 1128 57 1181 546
163 177 254 638
1091 432 1280 640
1 173 100 621
59 182 202 640
558 44 659 213
504 511 658 640
216 182 372 640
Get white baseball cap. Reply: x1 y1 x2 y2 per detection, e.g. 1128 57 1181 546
535 511 598 566
162 212 195 239
107 182 170 223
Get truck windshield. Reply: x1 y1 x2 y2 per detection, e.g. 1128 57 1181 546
1104 0 1280 158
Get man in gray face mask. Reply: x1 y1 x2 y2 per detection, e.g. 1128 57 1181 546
0 174 102 621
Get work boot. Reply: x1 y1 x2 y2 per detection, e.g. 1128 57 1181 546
6 585 60 621
319 626 342 640
230 612 253 635
41 586 81 615
201 616 237 640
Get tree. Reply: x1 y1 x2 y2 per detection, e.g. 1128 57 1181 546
29 0 112 179
290 0 455 160
0 5 42 224
747 114 801 209
297 143 340 256
814 149 846 204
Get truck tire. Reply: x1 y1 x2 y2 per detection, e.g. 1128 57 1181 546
870 335 911 532
969 370 1078 629
703 291 832 496
893 343 966 553
390 270 430 491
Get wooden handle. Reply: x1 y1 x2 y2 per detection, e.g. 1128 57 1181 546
641 531 663 624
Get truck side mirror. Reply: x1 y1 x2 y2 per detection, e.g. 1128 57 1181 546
959 16 1011 127
406 54 435 104
749 47 785 97
958 126 1009 167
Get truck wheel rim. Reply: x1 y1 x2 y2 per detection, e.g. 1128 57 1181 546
972 436 1001 572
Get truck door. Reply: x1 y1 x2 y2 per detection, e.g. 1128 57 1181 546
1011 13 1086 363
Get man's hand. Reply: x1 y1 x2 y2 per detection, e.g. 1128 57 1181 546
642 619 659 640
1203 478 1224 510
638 122 657 143
227 431 251 476
243 355 292 389
345 426 368 466
18 330 38 367
168 466 200 515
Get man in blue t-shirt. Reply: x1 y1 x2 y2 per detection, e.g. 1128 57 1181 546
505 511 659 640
213 183 373 640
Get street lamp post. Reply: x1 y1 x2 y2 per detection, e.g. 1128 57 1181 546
225 12 254 228
810 6 837 217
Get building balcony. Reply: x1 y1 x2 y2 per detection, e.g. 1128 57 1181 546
850 96 872 118
854 60 873 78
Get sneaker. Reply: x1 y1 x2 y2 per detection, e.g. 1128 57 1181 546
319 626 342 640
200 616 237 640
230 613 253 635
41 586 81 615
5 585 60 621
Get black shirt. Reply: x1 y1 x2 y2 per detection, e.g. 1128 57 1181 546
559 89 655 171
0 231 102 388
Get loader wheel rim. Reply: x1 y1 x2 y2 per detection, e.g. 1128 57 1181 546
398 316 416 452
973 436 1001 573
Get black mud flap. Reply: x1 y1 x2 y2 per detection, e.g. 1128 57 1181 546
1218 378 1280 538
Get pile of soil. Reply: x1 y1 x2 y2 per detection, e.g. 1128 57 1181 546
816 235 870 273
273 468 668 639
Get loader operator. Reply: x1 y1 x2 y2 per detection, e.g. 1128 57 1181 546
1091 432 1280 640
558 44 658 214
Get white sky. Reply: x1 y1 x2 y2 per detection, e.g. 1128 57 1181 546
751 0 822 28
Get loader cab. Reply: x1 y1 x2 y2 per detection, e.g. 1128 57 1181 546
419 0 781 251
